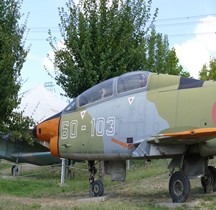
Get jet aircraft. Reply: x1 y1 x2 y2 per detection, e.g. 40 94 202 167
0 132 60 175
33 71 216 203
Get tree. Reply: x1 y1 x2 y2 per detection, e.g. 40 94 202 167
48 0 187 98
145 27 184 76
0 0 30 136
199 57 216 80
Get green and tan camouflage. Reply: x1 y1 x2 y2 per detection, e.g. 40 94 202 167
0 132 60 175
34 71 216 203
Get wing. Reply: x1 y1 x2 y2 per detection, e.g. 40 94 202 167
11 152 61 166
148 128 216 145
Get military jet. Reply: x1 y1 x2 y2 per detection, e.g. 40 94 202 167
33 71 216 203
0 132 60 175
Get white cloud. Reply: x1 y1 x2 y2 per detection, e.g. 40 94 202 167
174 16 216 78
26 52 43 63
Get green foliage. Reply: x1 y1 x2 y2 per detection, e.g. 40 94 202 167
0 0 31 142
199 57 216 80
6 112 35 144
48 0 188 98
146 28 184 76
48 0 155 97
48 0 186 97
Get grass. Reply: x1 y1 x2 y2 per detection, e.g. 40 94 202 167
0 160 168 198
0 162 90 198
0 159 216 209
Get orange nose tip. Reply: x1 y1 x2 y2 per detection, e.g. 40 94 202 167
33 112 62 142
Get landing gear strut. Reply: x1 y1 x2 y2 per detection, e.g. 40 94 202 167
88 161 104 197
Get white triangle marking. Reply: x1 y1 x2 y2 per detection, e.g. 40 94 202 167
80 110 86 119
128 97 135 105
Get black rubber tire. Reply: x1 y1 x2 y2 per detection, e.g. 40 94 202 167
11 165 19 176
169 171 190 203
201 166 216 193
201 174 213 193
91 180 104 197
208 166 216 192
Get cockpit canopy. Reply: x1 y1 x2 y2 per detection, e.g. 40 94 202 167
63 71 150 113
117 71 149 93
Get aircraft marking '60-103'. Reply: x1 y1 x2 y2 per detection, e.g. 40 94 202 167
34 71 216 203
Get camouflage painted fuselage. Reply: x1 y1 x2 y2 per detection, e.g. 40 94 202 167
56 71 216 160
0 133 60 166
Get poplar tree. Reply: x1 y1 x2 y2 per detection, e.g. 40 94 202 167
199 57 216 80
0 0 31 135
48 0 187 98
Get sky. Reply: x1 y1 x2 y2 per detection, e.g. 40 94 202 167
20 0 216 98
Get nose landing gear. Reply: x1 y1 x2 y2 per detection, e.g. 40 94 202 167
88 161 104 197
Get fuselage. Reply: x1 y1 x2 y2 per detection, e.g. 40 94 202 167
0 135 60 165
34 71 216 160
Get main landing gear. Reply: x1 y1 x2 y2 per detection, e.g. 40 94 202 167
201 166 216 193
168 154 216 203
169 171 190 203
88 161 104 197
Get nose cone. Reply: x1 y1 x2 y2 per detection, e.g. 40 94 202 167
33 112 61 142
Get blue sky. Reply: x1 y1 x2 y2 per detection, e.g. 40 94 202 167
20 0 216 97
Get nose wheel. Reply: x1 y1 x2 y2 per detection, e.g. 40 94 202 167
91 180 104 196
88 161 104 197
